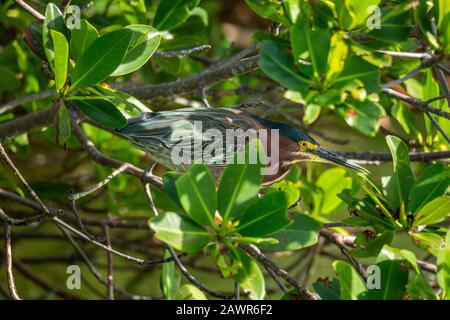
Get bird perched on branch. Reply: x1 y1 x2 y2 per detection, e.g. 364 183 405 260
117 107 369 185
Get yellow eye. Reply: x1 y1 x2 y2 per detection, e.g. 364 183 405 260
299 141 308 149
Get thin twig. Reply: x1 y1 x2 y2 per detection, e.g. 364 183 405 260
240 243 318 300
320 230 368 281
3 221 21 300
143 180 232 299
14 0 44 21
234 282 240 300
382 88 450 120
0 90 54 115
376 50 432 59
0 143 50 214
434 66 450 108
153 45 211 58
103 224 114 300
266 267 289 294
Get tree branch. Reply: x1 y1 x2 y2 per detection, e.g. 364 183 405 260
3 221 21 300
240 243 319 300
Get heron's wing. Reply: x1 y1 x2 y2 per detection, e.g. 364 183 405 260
117 109 255 165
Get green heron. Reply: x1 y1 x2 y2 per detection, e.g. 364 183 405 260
117 107 369 185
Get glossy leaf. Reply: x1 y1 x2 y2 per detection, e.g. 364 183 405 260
176 164 217 228
326 31 349 81
119 0 147 24
365 260 409 300
381 163 414 211
56 104 71 145
149 211 211 253
333 260 366 300
73 98 127 128
313 168 352 214
111 25 161 77
413 196 450 227
437 229 450 299
49 30 68 92
291 19 330 79
153 0 199 31
386 135 410 169
334 55 380 93
70 29 133 89
409 163 450 214
42 3 68 72
70 19 98 61
335 100 385 136
175 284 207 300
218 141 263 221
313 278 340 300
233 248 265 300
236 191 290 237
303 104 321 125
259 40 311 91
160 250 180 300
258 212 321 252
350 231 394 258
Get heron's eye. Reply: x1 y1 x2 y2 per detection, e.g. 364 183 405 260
299 141 317 150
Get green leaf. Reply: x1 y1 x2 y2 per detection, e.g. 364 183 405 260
413 196 450 227
334 0 383 30
313 278 340 300
381 162 414 211
313 168 352 214
233 248 265 300
236 191 290 237
333 260 366 300
73 99 127 128
291 19 330 79
163 172 182 208
70 29 133 89
258 212 321 252
56 104 71 145
245 0 288 24
386 135 410 170
437 229 450 299
334 55 380 93
218 141 263 221
42 3 68 72
326 31 349 81
111 25 161 77
409 163 450 214
119 0 147 24
90 86 151 114
49 30 68 92
190 7 209 26
149 185 183 213
160 249 180 300
391 100 422 144
70 19 98 61
149 212 211 253
175 164 217 228
175 284 207 300
335 100 385 136
303 104 321 125
350 231 394 258
258 40 311 91
365 260 409 300
153 0 200 31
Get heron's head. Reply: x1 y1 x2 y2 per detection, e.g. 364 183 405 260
259 118 370 174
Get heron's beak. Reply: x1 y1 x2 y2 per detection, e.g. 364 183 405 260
311 146 370 174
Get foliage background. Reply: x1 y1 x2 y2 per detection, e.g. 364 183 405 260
0 0 449 300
